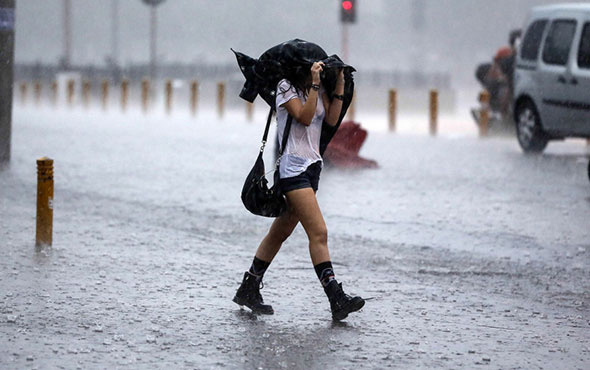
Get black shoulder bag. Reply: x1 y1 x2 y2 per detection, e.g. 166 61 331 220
241 107 292 217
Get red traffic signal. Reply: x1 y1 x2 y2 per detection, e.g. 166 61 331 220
340 0 356 23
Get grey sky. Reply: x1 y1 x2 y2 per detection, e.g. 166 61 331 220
13 0 581 84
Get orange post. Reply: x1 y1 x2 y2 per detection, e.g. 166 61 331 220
67 79 75 107
141 79 150 113
101 80 109 110
347 89 356 121
479 90 490 137
82 80 91 108
121 79 129 112
34 81 41 106
19 82 27 105
50 81 58 107
388 89 397 132
165 79 173 114
190 80 198 116
429 89 438 136
36 157 54 247
217 82 225 119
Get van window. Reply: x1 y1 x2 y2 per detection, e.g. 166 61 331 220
578 23 590 69
542 20 577 66
520 19 548 61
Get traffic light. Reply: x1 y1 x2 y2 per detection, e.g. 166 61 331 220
340 0 356 24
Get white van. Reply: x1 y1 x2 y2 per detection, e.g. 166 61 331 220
513 3 590 153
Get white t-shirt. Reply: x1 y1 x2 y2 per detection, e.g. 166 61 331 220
275 79 325 179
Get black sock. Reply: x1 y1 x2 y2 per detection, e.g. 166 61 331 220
314 261 336 287
249 256 271 278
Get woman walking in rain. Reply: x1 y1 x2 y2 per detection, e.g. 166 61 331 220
233 45 365 321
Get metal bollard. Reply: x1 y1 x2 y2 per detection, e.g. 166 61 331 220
429 89 438 136
121 79 129 112
51 81 58 107
19 82 27 105
82 80 91 108
141 79 150 113
347 89 356 121
101 80 109 110
190 80 198 116
479 90 490 137
388 89 397 132
217 82 225 119
36 157 54 247
67 79 75 107
246 101 254 122
34 81 41 106
165 79 173 114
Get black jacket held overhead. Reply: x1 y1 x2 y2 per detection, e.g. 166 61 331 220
232 39 356 156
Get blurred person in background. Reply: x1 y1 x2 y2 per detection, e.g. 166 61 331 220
472 29 521 125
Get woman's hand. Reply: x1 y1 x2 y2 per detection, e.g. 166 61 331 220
311 62 324 85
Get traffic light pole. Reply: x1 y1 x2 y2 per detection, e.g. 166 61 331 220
341 23 349 62
0 0 15 165
339 0 355 62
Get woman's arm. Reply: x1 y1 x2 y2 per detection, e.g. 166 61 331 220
282 62 324 126
323 69 345 127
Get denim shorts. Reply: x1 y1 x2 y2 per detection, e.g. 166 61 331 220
279 161 322 193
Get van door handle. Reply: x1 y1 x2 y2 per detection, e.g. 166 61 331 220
570 78 578 85
557 75 567 84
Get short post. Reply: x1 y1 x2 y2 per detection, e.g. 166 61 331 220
246 101 254 122
217 82 225 119
190 80 198 116
67 79 75 107
141 79 150 113
429 89 438 136
479 90 490 137
165 79 172 114
34 81 41 106
121 79 129 112
50 81 58 107
347 90 356 121
388 89 397 132
36 157 54 247
82 80 91 108
19 82 27 105
101 79 109 111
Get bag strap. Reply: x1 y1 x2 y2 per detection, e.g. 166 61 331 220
279 115 293 156
259 107 274 153
259 107 292 156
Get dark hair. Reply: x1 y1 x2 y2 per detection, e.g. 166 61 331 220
279 65 310 98
509 29 522 48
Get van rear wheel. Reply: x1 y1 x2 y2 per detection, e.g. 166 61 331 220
515 100 548 153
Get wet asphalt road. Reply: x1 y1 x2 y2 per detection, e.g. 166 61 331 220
1 108 589 369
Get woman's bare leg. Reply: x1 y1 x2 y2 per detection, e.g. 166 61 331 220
284 188 331 265
254 208 299 262
233 207 298 314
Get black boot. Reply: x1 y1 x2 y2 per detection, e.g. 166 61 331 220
324 281 365 321
233 272 274 315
